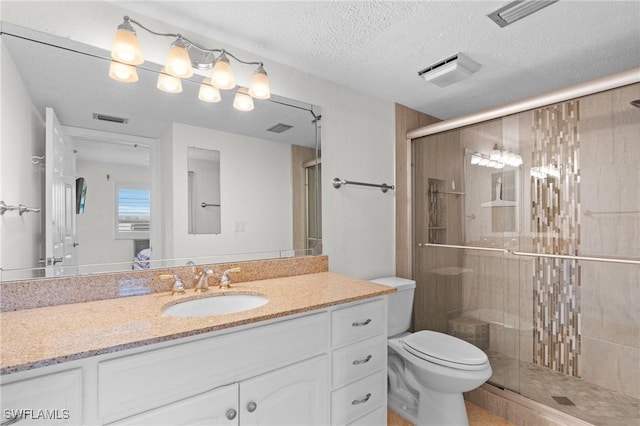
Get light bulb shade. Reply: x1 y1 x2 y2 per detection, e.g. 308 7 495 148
199 78 221 103
233 87 254 111
157 67 183 93
211 52 235 90
111 22 143 65
109 61 138 83
165 39 193 78
248 65 270 99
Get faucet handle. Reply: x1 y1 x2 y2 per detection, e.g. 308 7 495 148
220 267 241 288
159 274 186 295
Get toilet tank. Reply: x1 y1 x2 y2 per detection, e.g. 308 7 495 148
370 277 416 337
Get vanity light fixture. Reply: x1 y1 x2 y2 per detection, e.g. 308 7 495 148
109 16 271 111
157 67 183 93
109 60 138 83
233 87 254 112
198 78 221 103
470 144 522 169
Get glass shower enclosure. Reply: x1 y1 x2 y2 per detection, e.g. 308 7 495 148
411 83 639 426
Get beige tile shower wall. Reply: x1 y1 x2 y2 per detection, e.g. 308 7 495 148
394 104 440 280
460 251 534 361
578 83 640 398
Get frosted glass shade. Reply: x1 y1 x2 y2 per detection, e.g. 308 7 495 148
211 53 235 90
109 61 138 83
111 28 143 65
165 40 193 78
248 66 270 100
233 87 254 111
199 78 221 102
157 68 182 93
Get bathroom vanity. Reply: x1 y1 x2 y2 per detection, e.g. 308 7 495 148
0 272 392 425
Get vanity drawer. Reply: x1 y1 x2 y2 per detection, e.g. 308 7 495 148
346 406 386 426
331 371 385 425
332 334 385 388
0 369 83 425
99 312 329 423
332 299 384 347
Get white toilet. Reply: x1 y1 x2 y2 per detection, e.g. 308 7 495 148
371 277 492 426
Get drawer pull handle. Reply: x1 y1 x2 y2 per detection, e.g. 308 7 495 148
351 393 372 405
352 354 373 365
226 409 237 420
352 319 372 327
247 401 257 413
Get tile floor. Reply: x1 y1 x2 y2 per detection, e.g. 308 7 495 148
387 402 515 426
487 351 640 426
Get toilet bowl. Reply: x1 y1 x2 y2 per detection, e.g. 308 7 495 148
371 277 492 426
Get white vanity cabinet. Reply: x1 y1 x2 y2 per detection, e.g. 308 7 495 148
1 296 387 426
329 299 388 426
110 383 239 426
240 356 328 426
0 369 83 425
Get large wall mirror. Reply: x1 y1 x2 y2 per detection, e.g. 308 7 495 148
0 22 322 281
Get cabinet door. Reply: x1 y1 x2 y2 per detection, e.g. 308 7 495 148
0 369 82 425
240 356 328 426
109 383 238 426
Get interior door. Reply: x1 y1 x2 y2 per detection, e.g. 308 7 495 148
45 107 77 276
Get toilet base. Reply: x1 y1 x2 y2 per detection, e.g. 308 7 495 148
388 394 418 424
415 386 469 426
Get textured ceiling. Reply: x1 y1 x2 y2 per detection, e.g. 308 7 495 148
113 0 640 120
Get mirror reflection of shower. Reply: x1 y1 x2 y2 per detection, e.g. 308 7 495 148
187 147 221 235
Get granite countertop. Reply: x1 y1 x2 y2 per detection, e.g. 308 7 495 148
0 272 394 375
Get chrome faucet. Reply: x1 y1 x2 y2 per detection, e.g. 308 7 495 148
159 274 186 295
220 267 241 289
195 268 215 292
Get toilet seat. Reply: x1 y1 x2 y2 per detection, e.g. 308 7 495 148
402 331 488 371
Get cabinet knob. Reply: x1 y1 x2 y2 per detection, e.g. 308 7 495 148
226 409 237 420
247 401 257 413
351 393 372 405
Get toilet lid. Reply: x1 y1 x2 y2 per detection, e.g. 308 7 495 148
402 331 488 370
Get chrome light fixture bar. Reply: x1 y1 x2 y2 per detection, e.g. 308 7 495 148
487 0 559 28
109 16 271 111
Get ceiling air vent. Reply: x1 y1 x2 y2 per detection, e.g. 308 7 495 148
487 0 558 28
93 113 129 124
267 123 293 133
418 53 481 88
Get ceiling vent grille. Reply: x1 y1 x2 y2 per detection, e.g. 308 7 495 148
93 113 129 124
267 123 293 133
418 53 481 88
488 0 558 28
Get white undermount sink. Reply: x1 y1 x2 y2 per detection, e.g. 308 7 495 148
163 294 269 317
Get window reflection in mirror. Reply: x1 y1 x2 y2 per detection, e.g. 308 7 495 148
188 147 221 235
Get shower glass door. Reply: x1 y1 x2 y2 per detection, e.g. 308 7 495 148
411 82 640 425
412 118 523 394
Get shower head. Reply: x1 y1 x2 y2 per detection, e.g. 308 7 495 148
631 99 640 108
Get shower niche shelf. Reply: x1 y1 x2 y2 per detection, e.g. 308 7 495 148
427 178 447 244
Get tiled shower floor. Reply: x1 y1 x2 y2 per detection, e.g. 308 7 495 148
487 351 640 426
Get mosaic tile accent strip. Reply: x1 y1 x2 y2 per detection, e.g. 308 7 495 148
531 101 582 377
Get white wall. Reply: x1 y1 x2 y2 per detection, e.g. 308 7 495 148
163 123 293 259
0 39 45 271
1 1 396 279
75 160 151 266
